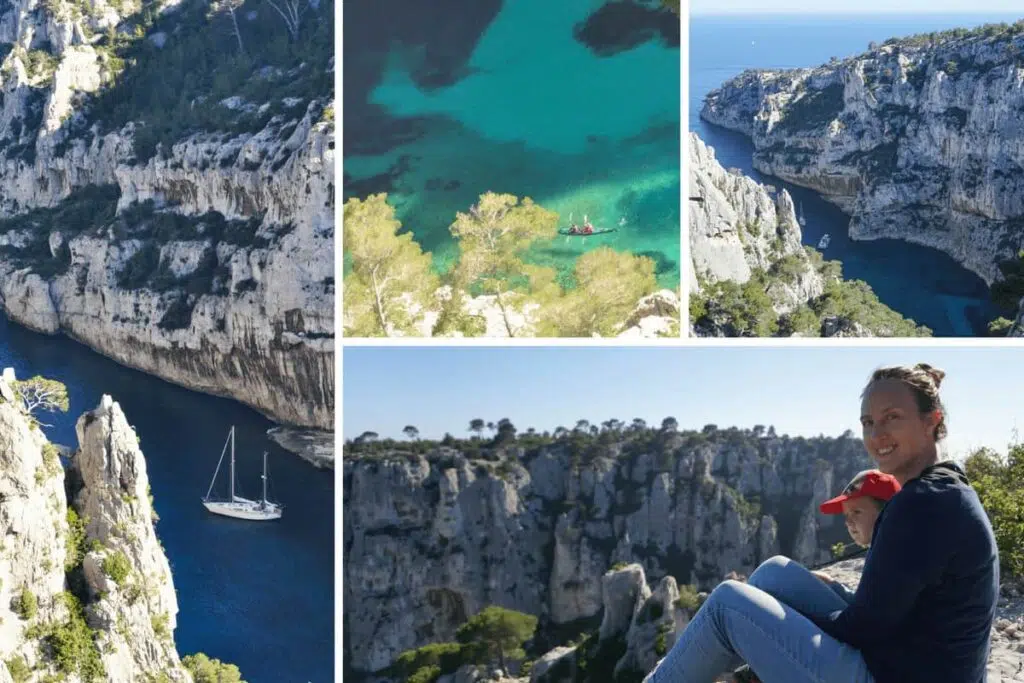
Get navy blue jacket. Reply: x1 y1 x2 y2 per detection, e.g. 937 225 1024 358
812 461 999 683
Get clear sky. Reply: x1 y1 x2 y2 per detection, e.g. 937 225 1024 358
342 346 1022 460
691 1 1024 14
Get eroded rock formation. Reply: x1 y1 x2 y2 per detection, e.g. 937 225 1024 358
342 430 869 674
0 369 190 681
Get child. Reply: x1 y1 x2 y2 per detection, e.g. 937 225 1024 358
812 469 902 598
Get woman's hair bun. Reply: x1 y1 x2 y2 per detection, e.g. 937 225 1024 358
915 363 946 387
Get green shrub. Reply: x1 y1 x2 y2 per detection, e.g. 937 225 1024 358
396 641 463 678
119 242 161 289
408 666 441 683
65 507 87 571
966 445 1024 578
151 613 170 639
68 0 333 159
182 653 246 683
676 584 701 613
776 83 845 133
102 550 132 585
47 592 105 681
5 655 29 683
14 588 37 620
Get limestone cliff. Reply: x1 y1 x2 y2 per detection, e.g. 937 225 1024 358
342 429 869 675
700 22 1024 302
0 0 334 430
0 368 190 681
688 132 927 337
688 132 823 311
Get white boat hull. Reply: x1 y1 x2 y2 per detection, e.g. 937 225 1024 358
203 497 282 521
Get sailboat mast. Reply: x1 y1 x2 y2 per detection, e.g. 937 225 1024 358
205 428 232 502
262 452 268 504
230 427 235 501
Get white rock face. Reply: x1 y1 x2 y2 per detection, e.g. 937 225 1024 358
73 395 185 680
342 433 869 674
688 131 926 337
0 377 69 673
700 29 1024 298
0 0 334 430
0 370 190 681
689 132 823 308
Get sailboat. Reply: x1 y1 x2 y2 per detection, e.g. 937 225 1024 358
203 426 282 521
798 202 807 226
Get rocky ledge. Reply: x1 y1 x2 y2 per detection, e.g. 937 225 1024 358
267 426 334 469
397 289 681 339
689 132 823 311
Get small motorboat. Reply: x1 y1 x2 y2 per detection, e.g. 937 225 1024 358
818 233 831 249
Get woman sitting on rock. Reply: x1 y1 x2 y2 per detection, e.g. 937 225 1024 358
648 363 999 683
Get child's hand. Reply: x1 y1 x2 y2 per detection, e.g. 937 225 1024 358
812 570 835 584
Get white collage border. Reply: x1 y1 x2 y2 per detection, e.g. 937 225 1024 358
331 1 1024 679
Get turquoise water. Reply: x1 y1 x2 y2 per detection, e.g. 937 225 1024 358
344 0 681 288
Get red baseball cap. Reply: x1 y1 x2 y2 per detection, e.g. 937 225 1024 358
819 469 901 514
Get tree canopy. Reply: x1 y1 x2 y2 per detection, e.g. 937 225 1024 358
342 193 675 338
342 194 438 337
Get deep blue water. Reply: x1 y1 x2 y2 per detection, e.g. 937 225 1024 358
344 0 681 288
0 315 333 683
690 13 1024 336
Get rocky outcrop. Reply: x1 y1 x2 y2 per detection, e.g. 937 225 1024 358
0 368 190 681
700 23 1024 291
404 288 681 338
689 131 928 337
688 132 823 308
267 426 334 469
0 0 334 430
530 564 689 683
1011 297 1024 336
342 430 869 674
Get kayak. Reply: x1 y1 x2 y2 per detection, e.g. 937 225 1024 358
558 228 617 236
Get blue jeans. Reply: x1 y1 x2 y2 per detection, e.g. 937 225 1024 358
649 556 874 683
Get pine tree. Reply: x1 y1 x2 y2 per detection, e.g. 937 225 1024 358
343 194 438 336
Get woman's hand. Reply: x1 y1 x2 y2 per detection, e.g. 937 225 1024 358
812 570 835 584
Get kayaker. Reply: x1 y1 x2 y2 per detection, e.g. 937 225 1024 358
583 215 594 234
